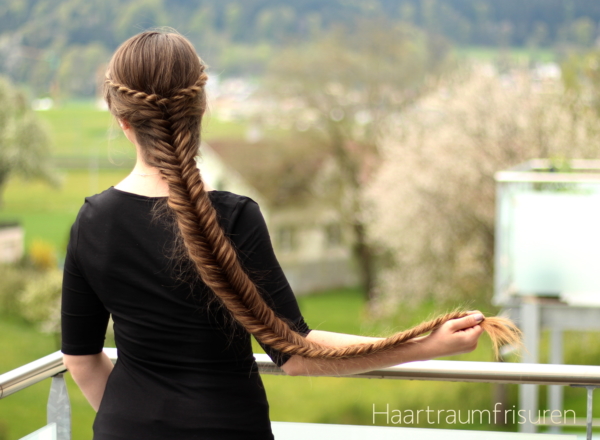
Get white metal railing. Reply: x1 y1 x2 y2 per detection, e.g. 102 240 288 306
2 348 600 439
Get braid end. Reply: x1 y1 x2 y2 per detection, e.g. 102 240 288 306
480 316 522 360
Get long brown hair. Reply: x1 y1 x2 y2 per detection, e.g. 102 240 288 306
104 30 520 360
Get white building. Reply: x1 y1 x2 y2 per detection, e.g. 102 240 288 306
199 142 358 295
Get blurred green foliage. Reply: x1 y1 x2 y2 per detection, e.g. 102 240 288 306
562 49 600 117
20 268 62 334
0 76 58 202
3 0 600 97
0 264 36 315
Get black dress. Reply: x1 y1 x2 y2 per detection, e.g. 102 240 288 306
61 188 311 440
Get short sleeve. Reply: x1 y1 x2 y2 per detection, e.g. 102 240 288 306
228 199 311 367
61 215 110 355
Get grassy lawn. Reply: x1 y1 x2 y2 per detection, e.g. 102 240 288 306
36 102 134 168
1 101 254 255
0 170 130 253
35 100 252 166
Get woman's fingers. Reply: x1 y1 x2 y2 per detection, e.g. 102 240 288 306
426 311 488 357
446 313 484 332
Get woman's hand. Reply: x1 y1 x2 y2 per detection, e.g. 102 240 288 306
423 312 485 358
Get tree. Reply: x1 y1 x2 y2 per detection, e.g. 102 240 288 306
561 49 600 117
264 20 452 300
58 43 109 97
0 75 58 202
365 66 600 313
115 0 168 42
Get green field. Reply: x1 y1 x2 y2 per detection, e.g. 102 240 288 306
35 100 251 165
0 170 131 252
0 101 252 254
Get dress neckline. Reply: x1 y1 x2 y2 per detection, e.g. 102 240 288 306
109 186 218 201
110 186 168 200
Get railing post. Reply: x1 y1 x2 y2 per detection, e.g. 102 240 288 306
571 384 598 440
548 327 564 433
47 373 71 440
519 299 540 433
586 386 594 440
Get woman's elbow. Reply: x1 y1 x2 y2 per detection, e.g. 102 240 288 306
63 353 100 372
280 356 307 377
63 353 76 370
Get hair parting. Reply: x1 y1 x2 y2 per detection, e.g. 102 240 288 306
104 30 521 362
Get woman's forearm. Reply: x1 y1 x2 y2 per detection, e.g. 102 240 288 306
280 314 484 376
63 352 114 411
280 330 432 376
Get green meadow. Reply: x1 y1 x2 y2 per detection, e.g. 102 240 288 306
37 100 248 164
0 101 251 252
0 170 130 252
0 102 597 438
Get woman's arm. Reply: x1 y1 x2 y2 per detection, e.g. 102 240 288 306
62 211 114 411
227 202 484 376
280 313 484 376
63 352 114 412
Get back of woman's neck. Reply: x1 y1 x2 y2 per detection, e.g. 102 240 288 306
115 171 170 197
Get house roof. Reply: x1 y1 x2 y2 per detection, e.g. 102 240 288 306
206 137 329 208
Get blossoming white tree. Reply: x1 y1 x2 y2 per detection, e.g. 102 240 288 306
366 66 600 312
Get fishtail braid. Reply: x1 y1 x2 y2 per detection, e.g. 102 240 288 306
104 30 521 361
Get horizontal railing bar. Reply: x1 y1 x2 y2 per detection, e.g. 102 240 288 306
533 418 600 426
4 348 600 400
252 354 600 386
0 351 65 399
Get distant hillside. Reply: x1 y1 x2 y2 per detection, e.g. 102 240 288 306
2 0 599 97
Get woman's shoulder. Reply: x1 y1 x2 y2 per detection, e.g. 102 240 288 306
86 186 164 204
207 191 264 232
73 187 157 224
73 187 263 230
208 190 257 210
